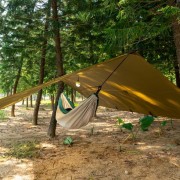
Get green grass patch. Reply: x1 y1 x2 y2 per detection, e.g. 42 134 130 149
8 141 40 159
0 110 6 120
40 100 52 109
41 100 51 105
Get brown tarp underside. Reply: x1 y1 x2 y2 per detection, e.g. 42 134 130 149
0 53 180 119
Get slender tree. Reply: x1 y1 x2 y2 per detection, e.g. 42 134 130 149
172 1 180 87
11 59 23 116
48 0 64 138
33 0 51 125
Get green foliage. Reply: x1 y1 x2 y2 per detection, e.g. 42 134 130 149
116 118 136 141
0 110 6 119
8 141 40 159
139 116 154 131
0 0 178 91
121 123 133 131
158 120 168 136
117 115 155 142
117 118 124 125
161 120 167 127
103 0 179 85
63 136 73 146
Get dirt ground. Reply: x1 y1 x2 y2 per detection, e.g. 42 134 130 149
0 105 179 180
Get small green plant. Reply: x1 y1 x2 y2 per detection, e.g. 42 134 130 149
117 118 124 125
158 120 167 135
121 123 136 141
161 120 167 127
139 115 154 131
63 136 73 146
117 118 124 131
117 115 155 143
117 119 137 143
8 141 40 158
170 119 174 129
90 126 95 135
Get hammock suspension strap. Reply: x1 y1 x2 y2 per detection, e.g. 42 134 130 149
94 53 131 95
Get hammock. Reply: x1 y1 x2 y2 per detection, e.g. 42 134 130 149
56 93 75 122
58 93 75 114
56 94 98 129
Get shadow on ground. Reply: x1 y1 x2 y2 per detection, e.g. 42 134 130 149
0 106 179 180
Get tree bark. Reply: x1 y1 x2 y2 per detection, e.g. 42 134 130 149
50 95 55 110
48 0 64 138
11 63 22 117
32 1 51 125
71 88 74 103
26 97 29 108
173 58 180 87
48 83 63 137
172 2 180 87
30 95 33 107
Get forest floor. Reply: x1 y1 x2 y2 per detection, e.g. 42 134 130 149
0 104 180 180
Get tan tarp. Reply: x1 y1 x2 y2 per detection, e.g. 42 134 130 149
0 53 180 119
60 53 180 119
56 94 98 129
0 77 65 109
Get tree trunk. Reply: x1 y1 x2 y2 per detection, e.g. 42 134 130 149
48 83 63 138
51 95 55 110
33 1 51 125
71 88 74 103
30 95 33 107
26 97 29 108
48 0 64 138
22 99 24 105
11 63 22 117
172 3 180 87
173 58 180 87
74 90 76 102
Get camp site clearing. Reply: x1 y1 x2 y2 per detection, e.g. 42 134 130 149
0 104 179 180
